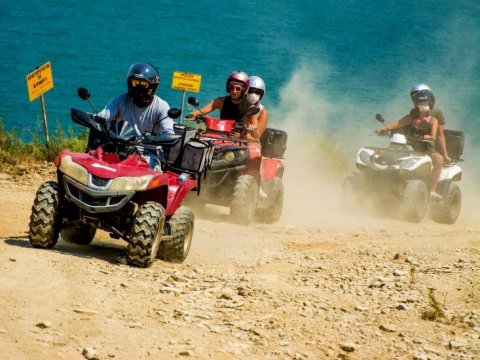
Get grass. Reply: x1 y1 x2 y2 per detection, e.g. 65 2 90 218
421 287 446 321
0 119 88 174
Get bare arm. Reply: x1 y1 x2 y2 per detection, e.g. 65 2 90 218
375 114 411 133
242 113 260 142
425 117 438 140
257 109 268 138
190 97 224 117
437 124 450 161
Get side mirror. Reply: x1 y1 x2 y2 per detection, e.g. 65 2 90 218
375 113 385 123
187 97 200 107
77 87 91 101
168 108 182 120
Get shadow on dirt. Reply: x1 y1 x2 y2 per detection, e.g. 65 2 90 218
3 237 126 264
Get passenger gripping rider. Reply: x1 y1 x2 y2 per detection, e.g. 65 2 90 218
375 89 444 201
96 62 174 170
240 75 269 142
409 84 451 163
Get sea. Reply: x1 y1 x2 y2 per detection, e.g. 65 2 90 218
1 0 479 179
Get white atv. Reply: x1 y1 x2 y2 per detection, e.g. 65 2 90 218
342 115 463 223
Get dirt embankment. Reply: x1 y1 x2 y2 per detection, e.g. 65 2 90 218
0 165 479 360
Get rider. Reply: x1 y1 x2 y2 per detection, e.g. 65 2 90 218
96 62 174 170
375 89 444 201
409 84 451 163
240 75 269 142
187 71 250 123
97 62 174 135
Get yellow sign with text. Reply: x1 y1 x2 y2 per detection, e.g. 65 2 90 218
26 62 54 101
171 71 201 93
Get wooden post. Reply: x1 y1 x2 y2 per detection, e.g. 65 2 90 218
39 94 49 147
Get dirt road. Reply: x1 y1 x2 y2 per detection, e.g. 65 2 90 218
0 168 479 360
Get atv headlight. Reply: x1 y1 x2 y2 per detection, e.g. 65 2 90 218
223 151 235 162
358 149 374 165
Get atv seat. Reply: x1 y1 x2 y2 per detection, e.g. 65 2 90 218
143 133 182 148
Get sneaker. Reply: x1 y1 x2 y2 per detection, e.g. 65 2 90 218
430 191 443 201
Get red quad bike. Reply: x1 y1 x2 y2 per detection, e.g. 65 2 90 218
184 97 287 224
28 88 211 267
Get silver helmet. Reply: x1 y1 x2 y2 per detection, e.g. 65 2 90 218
248 75 266 99
410 83 431 98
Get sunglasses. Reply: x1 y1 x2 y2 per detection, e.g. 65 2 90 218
248 89 262 95
130 79 150 88
229 84 244 92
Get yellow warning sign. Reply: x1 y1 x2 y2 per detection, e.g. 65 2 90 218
171 71 201 93
26 62 54 101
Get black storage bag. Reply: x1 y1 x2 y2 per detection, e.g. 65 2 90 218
167 124 197 165
441 129 464 160
260 128 288 158
180 140 211 174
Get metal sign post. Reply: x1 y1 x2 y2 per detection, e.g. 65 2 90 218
171 71 202 125
26 61 54 146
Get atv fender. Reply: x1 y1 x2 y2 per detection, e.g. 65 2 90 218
261 158 284 180
165 175 197 216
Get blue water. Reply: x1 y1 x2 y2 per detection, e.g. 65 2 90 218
1 1 479 162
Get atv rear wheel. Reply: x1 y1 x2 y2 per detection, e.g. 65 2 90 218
127 202 165 268
230 174 258 225
60 224 97 245
157 206 194 263
430 183 461 224
401 180 428 223
257 177 284 223
29 182 60 249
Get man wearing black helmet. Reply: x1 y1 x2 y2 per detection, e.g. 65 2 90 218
98 62 174 136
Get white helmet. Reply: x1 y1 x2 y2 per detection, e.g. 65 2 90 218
248 75 266 99
410 83 431 98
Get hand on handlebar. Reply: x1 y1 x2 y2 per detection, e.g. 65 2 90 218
186 111 204 121
375 126 388 135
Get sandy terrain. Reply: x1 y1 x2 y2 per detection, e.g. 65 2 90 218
0 140 479 360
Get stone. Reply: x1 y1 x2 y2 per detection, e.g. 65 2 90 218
339 342 356 352
82 347 99 360
35 321 52 329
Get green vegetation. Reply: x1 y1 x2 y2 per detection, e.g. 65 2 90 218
0 119 87 172
421 287 446 321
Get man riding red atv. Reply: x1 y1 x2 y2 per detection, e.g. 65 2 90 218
183 97 287 224
28 89 212 267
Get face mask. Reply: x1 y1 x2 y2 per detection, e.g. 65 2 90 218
246 93 260 104
417 104 430 113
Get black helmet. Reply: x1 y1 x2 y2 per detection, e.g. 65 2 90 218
411 89 435 108
127 62 160 107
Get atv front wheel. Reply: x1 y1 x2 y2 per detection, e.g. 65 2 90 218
127 202 165 268
430 183 461 224
29 182 60 249
60 224 97 245
157 206 194 263
401 180 428 223
230 174 258 225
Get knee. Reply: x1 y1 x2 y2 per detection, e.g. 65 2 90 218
431 153 443 167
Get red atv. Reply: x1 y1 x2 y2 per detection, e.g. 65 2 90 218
28 88 211 267
184 97 287 224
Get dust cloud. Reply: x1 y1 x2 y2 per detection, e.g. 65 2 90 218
270 63 480 229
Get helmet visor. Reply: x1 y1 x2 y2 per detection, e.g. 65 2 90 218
129 78 150 89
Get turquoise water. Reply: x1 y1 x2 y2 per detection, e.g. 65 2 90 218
1 1 479 161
